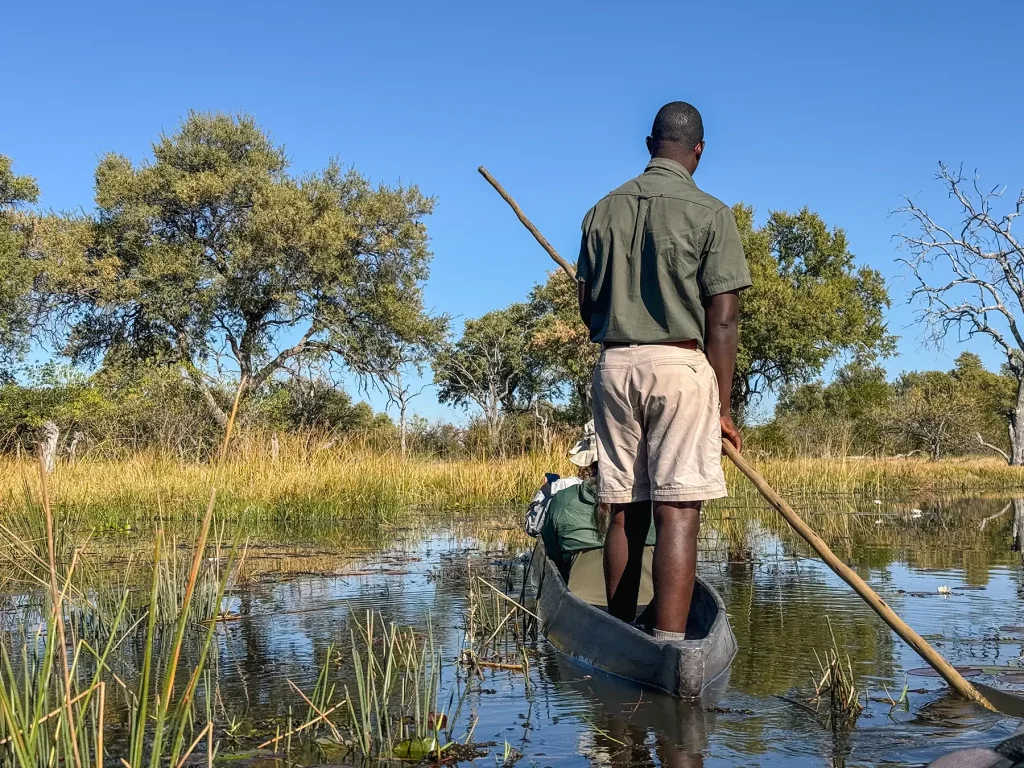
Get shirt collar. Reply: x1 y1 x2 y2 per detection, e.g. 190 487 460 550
644 157 695 185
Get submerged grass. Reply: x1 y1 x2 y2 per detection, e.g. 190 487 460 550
3 433 1024 527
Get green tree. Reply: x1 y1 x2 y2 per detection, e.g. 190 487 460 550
40 112 437 426
949 352 1014 459
772 360 893 455
885 369 979 459
433 303 548 448
0 155 40 372
734 206 893 419
527 270 598 421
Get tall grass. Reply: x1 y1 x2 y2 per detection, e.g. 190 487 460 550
0 467 235 768
2 434 1023 529
0 384 244 768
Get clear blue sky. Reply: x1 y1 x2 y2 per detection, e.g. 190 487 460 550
5 1 1024 421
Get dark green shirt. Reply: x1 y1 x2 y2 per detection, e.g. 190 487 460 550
540 482 656 580
577 158 751 346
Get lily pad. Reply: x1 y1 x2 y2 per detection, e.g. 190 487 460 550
393 736 438 760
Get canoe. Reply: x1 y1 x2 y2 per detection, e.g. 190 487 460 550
530 540 737 698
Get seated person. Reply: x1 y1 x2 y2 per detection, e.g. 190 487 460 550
529 423 656 609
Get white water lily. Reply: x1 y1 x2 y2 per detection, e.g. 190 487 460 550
911 509 923 519
937 585 951 595
873 500 882 505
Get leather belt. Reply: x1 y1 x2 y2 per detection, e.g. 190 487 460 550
602 340 699 351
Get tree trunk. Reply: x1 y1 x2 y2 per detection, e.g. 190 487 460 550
270 433 280 462
1011 373 1024 466
399 402 408 458
39 421 59 474
68 431 84 465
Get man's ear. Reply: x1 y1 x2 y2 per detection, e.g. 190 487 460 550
694 140 705 161
646 136 654 156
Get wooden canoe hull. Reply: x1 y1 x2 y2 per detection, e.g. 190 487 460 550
532 542 737 698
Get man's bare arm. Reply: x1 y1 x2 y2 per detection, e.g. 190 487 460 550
704 290 741 452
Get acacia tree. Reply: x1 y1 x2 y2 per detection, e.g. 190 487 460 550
897 164 1024 464
885 370 979 460
432 304 547 449
733 205 893 418
38 112 437 426
0 155 40 373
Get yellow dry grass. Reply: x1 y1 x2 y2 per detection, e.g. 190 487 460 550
2 433 1023 526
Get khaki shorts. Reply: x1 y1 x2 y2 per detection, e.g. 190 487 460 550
592 345 727 504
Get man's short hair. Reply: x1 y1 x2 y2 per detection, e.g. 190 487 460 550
651 102 704 149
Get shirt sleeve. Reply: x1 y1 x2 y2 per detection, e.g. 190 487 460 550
576 208 595 283
698 205 752 299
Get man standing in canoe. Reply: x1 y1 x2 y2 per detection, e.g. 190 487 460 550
576 101 750 641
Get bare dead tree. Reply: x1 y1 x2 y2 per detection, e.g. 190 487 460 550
533 401 554 453
356 344 430 457
434 329 517 450
896 163 1024 464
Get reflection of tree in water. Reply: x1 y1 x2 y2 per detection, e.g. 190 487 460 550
1013 498 1024 566
703 495 1024 582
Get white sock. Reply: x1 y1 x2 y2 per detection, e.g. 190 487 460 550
652 628 686 641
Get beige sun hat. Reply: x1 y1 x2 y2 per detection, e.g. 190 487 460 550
568 420 597 467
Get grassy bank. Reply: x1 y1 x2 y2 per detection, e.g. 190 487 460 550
4 437 1024 526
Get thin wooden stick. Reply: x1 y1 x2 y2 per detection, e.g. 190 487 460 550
472 659 524 672
480 166 998 713
256 699 348 749
286 678 343 743
478 167 576 278
721 441 995 712
475 578 539 621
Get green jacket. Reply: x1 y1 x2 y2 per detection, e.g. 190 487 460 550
541 482 656 578
577 158 751 346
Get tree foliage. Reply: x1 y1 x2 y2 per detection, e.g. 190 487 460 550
39 112 438 425
767 352 1013 459
432 303 547 445
527 270 598 419
734 205 893 417
0 154 40 372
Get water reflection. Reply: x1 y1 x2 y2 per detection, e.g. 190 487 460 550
542 652 718 767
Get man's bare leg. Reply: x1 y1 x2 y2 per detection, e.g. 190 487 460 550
652 501 702 633
603 501 652 622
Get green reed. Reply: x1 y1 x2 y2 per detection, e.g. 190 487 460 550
341 611 447 760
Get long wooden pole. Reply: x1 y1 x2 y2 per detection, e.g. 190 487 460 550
477 165 997 713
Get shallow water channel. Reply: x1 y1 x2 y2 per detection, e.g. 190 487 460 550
91 496 1024 766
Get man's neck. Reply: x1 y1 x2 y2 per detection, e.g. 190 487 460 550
652 152 697 175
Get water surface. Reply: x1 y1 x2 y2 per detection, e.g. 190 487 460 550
157 494 1024 767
